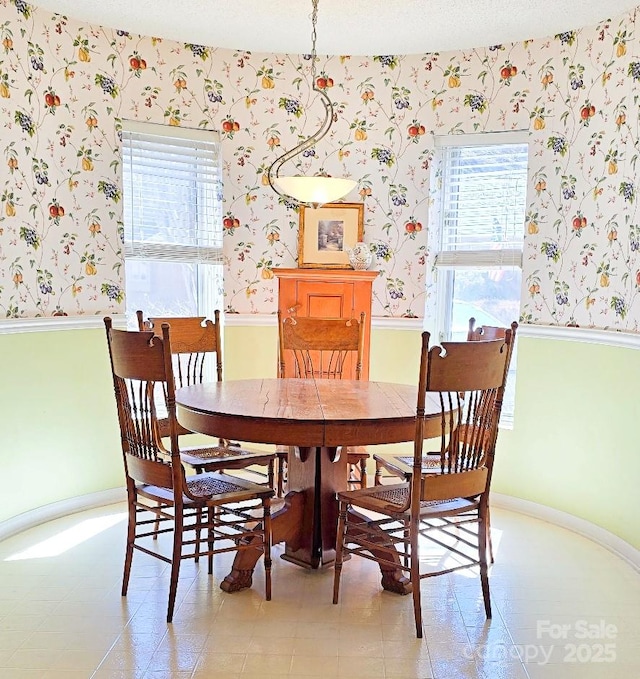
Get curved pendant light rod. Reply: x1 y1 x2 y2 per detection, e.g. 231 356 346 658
267 0 355 207
266 89 334 196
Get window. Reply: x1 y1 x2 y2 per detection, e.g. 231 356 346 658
434 132 528 423
121 121 223 328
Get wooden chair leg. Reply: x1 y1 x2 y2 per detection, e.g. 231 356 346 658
402 520 410 570
410 522 423 639
263 498 272 601
194 507 202 563
277 461 284 497
267 459 275 493
374 460 383 486
277 456 287 497
153 500 161 539
359 458 367 488
208 506 215 575
167 509 184 623
479 509 492 619
332 502 348 604
487 505 494 564
122 495 136 596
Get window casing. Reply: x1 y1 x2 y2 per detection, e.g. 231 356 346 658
433 132 529 424
121 121 223 328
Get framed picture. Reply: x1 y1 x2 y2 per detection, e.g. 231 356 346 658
297 202 364 269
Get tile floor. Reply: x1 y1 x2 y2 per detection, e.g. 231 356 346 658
0 503 638 678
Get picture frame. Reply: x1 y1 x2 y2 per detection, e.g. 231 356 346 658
297 202 364 269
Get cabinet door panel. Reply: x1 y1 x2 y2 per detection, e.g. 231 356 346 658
297 281 355 319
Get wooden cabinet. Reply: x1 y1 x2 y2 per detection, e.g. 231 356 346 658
274 268 377 380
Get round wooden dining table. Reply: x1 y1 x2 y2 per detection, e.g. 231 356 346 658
176 378 444 594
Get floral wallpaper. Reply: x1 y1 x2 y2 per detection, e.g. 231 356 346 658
0 0 639 331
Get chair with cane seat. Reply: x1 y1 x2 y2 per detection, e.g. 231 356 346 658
332 330 514 638
372 319 517 562
374 320 517 486
136 310 276 487
276 311 370 494
104 317 273 622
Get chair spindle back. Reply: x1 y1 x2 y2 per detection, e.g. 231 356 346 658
104 317 180 491
278 312 365 380
411 330 514 508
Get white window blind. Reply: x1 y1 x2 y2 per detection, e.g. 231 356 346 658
121 120 223 263
435 134 528 268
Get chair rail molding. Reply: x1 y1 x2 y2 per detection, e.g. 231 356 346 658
221 316 640 345
3 315 638 347
0 314 127 334
518 322 640 350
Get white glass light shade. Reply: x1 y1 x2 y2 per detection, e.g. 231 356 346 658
272 176 357 206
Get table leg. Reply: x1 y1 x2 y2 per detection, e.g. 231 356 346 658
281 446 322 568
220 490 306 592
281 445 347 568
318 445 347 566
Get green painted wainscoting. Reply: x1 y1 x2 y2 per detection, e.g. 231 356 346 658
493 334 640 551
1 322 638 555
0 327 122 524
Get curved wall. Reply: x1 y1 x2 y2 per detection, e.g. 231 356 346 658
2 320 637 560
494 328 640 551
1 3 640 330
0 4 639 560
0 324 121 522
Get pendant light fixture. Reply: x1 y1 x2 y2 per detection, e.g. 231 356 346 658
267 0 357 208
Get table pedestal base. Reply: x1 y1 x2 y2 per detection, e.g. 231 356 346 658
220 490 411 595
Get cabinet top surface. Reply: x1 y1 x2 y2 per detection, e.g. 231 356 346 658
274 268 378 281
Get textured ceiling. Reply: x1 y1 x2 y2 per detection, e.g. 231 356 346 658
31 0 639 55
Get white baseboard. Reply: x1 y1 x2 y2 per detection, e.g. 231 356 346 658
1 488 638 574
0 488 126 543
492 492 640 572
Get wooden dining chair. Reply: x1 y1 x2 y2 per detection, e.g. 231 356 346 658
373 319 518 484
372 319 517 562
276 311 370 494
136 310 276 488
104 317 273 622
333 329 514 638
467 317 515 342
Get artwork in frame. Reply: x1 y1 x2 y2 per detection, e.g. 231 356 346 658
297 202 364 269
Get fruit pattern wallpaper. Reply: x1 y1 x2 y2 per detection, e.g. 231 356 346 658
1 0 640 331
